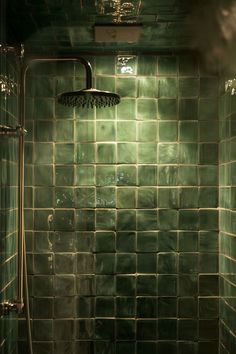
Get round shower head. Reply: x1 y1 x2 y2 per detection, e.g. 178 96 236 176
57 88 120 108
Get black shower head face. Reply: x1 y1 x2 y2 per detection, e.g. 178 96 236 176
57 88 120 108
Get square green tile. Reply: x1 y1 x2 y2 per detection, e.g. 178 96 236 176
75 187 95 208
96 187 116 208
55 187 75 207
137 253 157 273
56 166 74 186
159 121 178 142
96 165 116 186
95 231 115 252
117 188 136 209
179 121 198 142
179 78 199 97
138 143 157 163
138 55 157 75
178 166 198 186
137 231 158 252
137 187 157 208
117 143 136 163
158 99 177 120
55 120 74 142
158 56 177 75
96 76 115 93
95 253 115 274
179 143 198 164
199 98 218 120
179 210 199 230
200 144 218 164
138 165 157 186
158 166 178 186
97 143 116 163
55 143 75 164
34 187 54 208
158 143 178 164
96 56 115 75
158 188 178 208
76 210 95 231
138 77 156 98
34 165 53 186
158 78 177 98
75 165 95 186
117 121 136 141
117 55 137 75
137 99 157 120
179 56 198 76
96 210 116 230
117 99 136 120
138 122 157 141
96 121 116 141
76 121 95 142
179 99 198 120
137 210 157 230
180 187 198 208
34 143 54 164
117 210 136 230
116 253 136 274
35 121 54 142
116 77 137 97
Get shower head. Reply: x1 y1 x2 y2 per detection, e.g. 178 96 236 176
58 88 120 108
57 56 120 108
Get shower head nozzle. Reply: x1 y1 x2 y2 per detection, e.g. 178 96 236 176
57 88 120 108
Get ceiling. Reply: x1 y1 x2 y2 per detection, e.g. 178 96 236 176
6 0 195 54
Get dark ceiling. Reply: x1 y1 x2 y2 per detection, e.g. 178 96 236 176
6 0 195 54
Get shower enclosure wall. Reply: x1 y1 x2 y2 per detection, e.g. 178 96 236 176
13 54 220 354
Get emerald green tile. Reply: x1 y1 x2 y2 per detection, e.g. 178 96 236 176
117 99 136 120
96 210 116 230
54 254 75 274
96 56 115 75
138 165 157 186
199 209 218 230
199 298 219 318
96 165 116 186
179 143 198 164
158 166 178 186
179 210 199 230
158 56 177 75
199 275 218 295
159 121 178 142
55 187 74 207
158 143 178 164
117 188 136 208
57 76 74 93
34 209 54 230
137 297 157 318
96 76 115 93
199 187 218 207
55 103 74 119
158 297 177 317
116 298 136 318
56 166 74 186
179 166 198 185
179 275 198 296
97 143 116 163
117 121 136 141
137 253 157 273
76 319 94 339
137 99 157 120
179 99 198 120
200 77 219 97
95 318 114 339
116 253 136 273
179 56 198 76
178 319 198 340
137 319 157 340
199 166 218 186
137 231 158 252
138 77 156 98
35 121 54 141
116 77 137 97
117 143 136 163
96 121 116 141
76 121 94 142
75 165 95 186
158 319 177 340
158 78 177 98
179 78 199 97
158 99 177 120
199 319 218 340
158 231 177 251
117 55 137 75
95 232 115 252
116 275 135 295
76 253 94 275
33 320 53 341
137 210 157 230
76 210 95 231
180 187 198 208
75 106 95 120
33 76 55 97
75 187 95 208
200 144 218 164
55 120 73 142
117 210 136 230
138 143 157 163
137 275 157 295
76 143 95 164
54 210 75 231
199 98 218 120
199 253 218 272
158 275 177 296
158 253 177 274
199 231 218 252
158 188 178 208
55 143 75 164
34 143 53 164
96 187 116 208
76 232 94 252
138 121 157 141
34 165 53 186
179 121 198 141
138 55 157 75
95 297 115 317
137 187 157 208
179 253 198 274
116 231 136 252
96 253 115 274
96 106 116 120
179 232 198 252
77 275 95 295
34 98 54 120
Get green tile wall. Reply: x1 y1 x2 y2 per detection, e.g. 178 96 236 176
0 48 18 354
219 78 236 353
22 55 219 354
